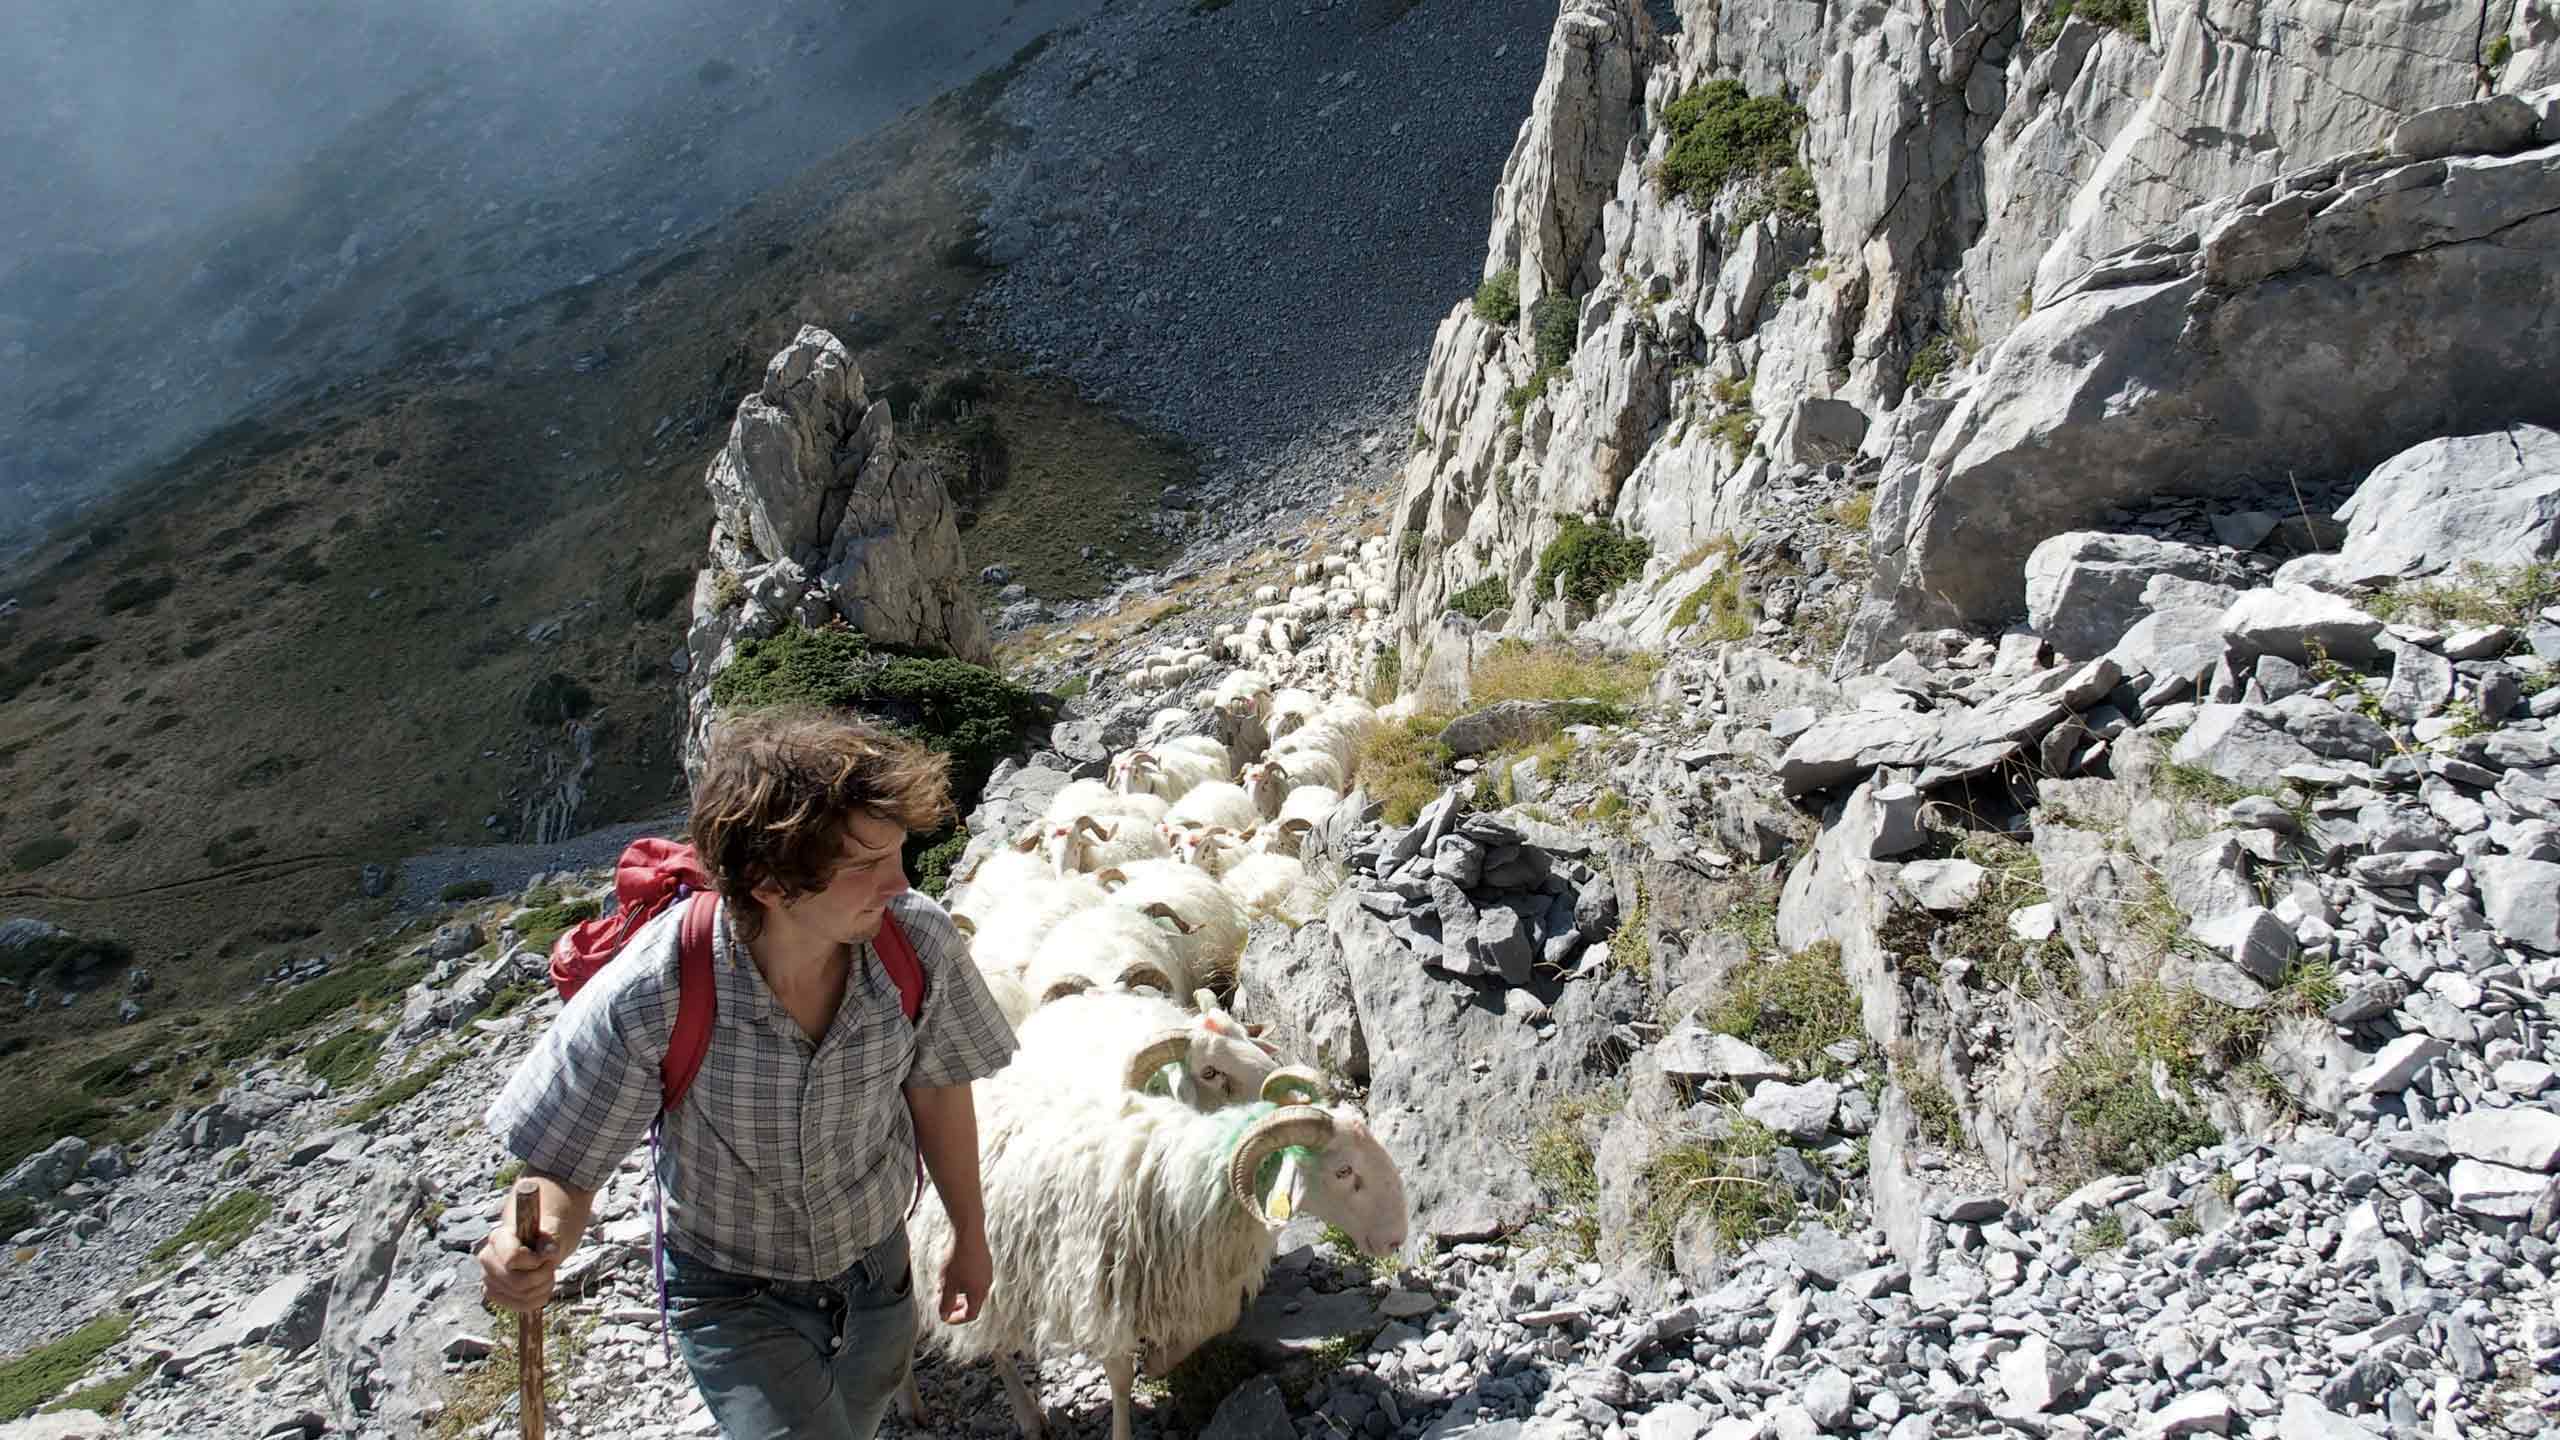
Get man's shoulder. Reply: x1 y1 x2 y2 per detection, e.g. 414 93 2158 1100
570 901 693 1025
886 891 963 964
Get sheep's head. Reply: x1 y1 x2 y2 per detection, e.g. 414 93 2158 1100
1108 749 1159 794
1123 1006 1278 1108
1240 762 1284 817
1227 1104 1408 1258
1042 816 1112 876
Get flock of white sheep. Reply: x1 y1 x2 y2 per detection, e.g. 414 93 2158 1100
896 537 1416 1440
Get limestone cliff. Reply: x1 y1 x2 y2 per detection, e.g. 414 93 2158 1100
1389 0 2556 673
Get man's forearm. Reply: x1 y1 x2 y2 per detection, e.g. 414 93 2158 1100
506 1170 600 1251
905 1083 989 1237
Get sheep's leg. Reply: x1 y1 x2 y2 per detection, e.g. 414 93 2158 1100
995 1355 1047 1440
897 1369 925 1427
1103 1352 1138 1440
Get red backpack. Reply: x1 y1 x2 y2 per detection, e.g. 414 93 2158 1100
547 836 927 1112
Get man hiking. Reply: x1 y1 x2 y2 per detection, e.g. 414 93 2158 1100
477 706 1020 1439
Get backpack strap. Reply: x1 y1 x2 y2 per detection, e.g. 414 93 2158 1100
874 911 927 1024
661 890 720 1114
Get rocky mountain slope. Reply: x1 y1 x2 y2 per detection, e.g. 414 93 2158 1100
5 3 2560 1440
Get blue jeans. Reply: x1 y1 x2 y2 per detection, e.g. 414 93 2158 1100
663 1228 917 1440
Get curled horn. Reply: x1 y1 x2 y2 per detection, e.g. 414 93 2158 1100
1074 815 1110 839
952 913 978 938
1260 1065 1326 1105
1117 957 1175 994
1228 1105 1337 1214
1040 975 1093 1004
1010 824 1042 853
1142 901 1199 935
1095 866 1131 891
1244 1022 1268 1037
1125 1029 1193 1092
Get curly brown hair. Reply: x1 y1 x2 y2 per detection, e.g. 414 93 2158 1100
690 706 955 940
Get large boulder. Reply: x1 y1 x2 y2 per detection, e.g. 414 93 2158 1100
320 1165 431 1425
1856 125 2560 655
2279 425 2560 589
2024 533 2252 659
1481 0 1656 315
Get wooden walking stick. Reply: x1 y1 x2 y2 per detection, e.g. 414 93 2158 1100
513 1179 547 1440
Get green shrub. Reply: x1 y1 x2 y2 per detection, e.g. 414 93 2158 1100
472 980 546 1024
2488 34 2514 70
299 1027 385 1089
2364 560 2556 632
438 879 494 903
513 897 600 955
1531 293 1579 371
2028 0 2150 49
45 1357 160 1417
149 1191 272 1263
1906 336 1958 390
216 956 428 1062
1534 516 1653 607
1503 365 1560 428
1448 577 1511 621
9 835 76 873
913 831 968 897
1658 80 1811 209
0 1312 131 1420
710 623 1038 807
1472 268 1521 326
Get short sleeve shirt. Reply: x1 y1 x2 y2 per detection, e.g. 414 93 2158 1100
485 889 1019 1280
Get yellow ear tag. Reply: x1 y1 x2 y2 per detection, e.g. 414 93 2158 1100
1267 1152 1302 1222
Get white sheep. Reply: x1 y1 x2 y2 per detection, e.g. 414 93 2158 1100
1042 779 1170 832
954 848 1109 981
1241 752 1346 816
1012 988 1298 1110
1022 906 1196 1006
1265 688 1323 743
1096 859 1249 992
1109 744 1225 804
1162 780 1260 836
908 1086 1407 1440
1037 814 1174 875
1250 785 1343 860
1220 851 1311 921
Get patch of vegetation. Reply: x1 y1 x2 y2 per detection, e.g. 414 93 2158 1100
2072 1211 2129 1256
0 1093 114 1179
1609 873 1653 980
345 1053 464 1127
2488 34 2514 70
495 1159 526 1188
1524 1090 1623 1257
2028 0 2151 50
1657 80 1812 210
913 831 968 897
1472 268 1521 327
149 1190 272 1263
1636 1117 1796 1262
9 834 76 873
42 1355 159 1418
1905 336 1959 391
2363 560 2555 634
1879 830 2076 996
1366 646 1403 706
1 931 132 990
472 979 546 1025
1534 515 1653 608
1468 640 1660 717
1830 491 1874 531
438 879 494 903
217 955 429 1063
1734 164 1821 231
1699 941 1862 1077
1317 1223 1397 1280
1531 293 1579 372
513 897 600 955
1448 576 1511 621
299 1026 384 1089
1358 715 1454 827
432 1312 590 1440
1706 408 1760 460
710 623 1039 807
1900 1062 1965 1150
521 672 595 727
100 575 177 617
1671 567 1753 642
1399 529 1424 568
1503 365 1560 428
2053 980 2241 1177
0 1312 131 1421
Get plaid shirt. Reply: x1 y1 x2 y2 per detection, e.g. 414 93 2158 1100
487 889 1019 1281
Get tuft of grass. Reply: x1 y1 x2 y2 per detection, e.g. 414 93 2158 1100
217 955 429 1063
1700 941 1861 1076
1878 830 2076 997
1534 515 1652 608
512 897 600 955
1830 491 1874 531
1902 1067 1964 1150
913 831 969 898
149 1191 272 1263
1636 1118 1795 1262
299 1026 385 1089
1358 716 1454 827
1905 336 1959 391
1671 568 1753 642
1472 268 1521 327
1524 1090 1623 1258
1611 874 1653 980
432 1313 590 1440
1657 80 1811 209
1468 640 1660 715
2488 34 2514 69
2072 1211 2129 1256
345 1053 463 1127
494 1159 526 1189
2362 560 2555 633
1448 576 1511 621
471 979 546 1025
43 1355 160 1417
1366 646 1403 707
1503 364 1560 428
0 1312 132 1421
438 879 494 903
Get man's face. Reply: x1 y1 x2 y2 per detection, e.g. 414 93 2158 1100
775 810 911 945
